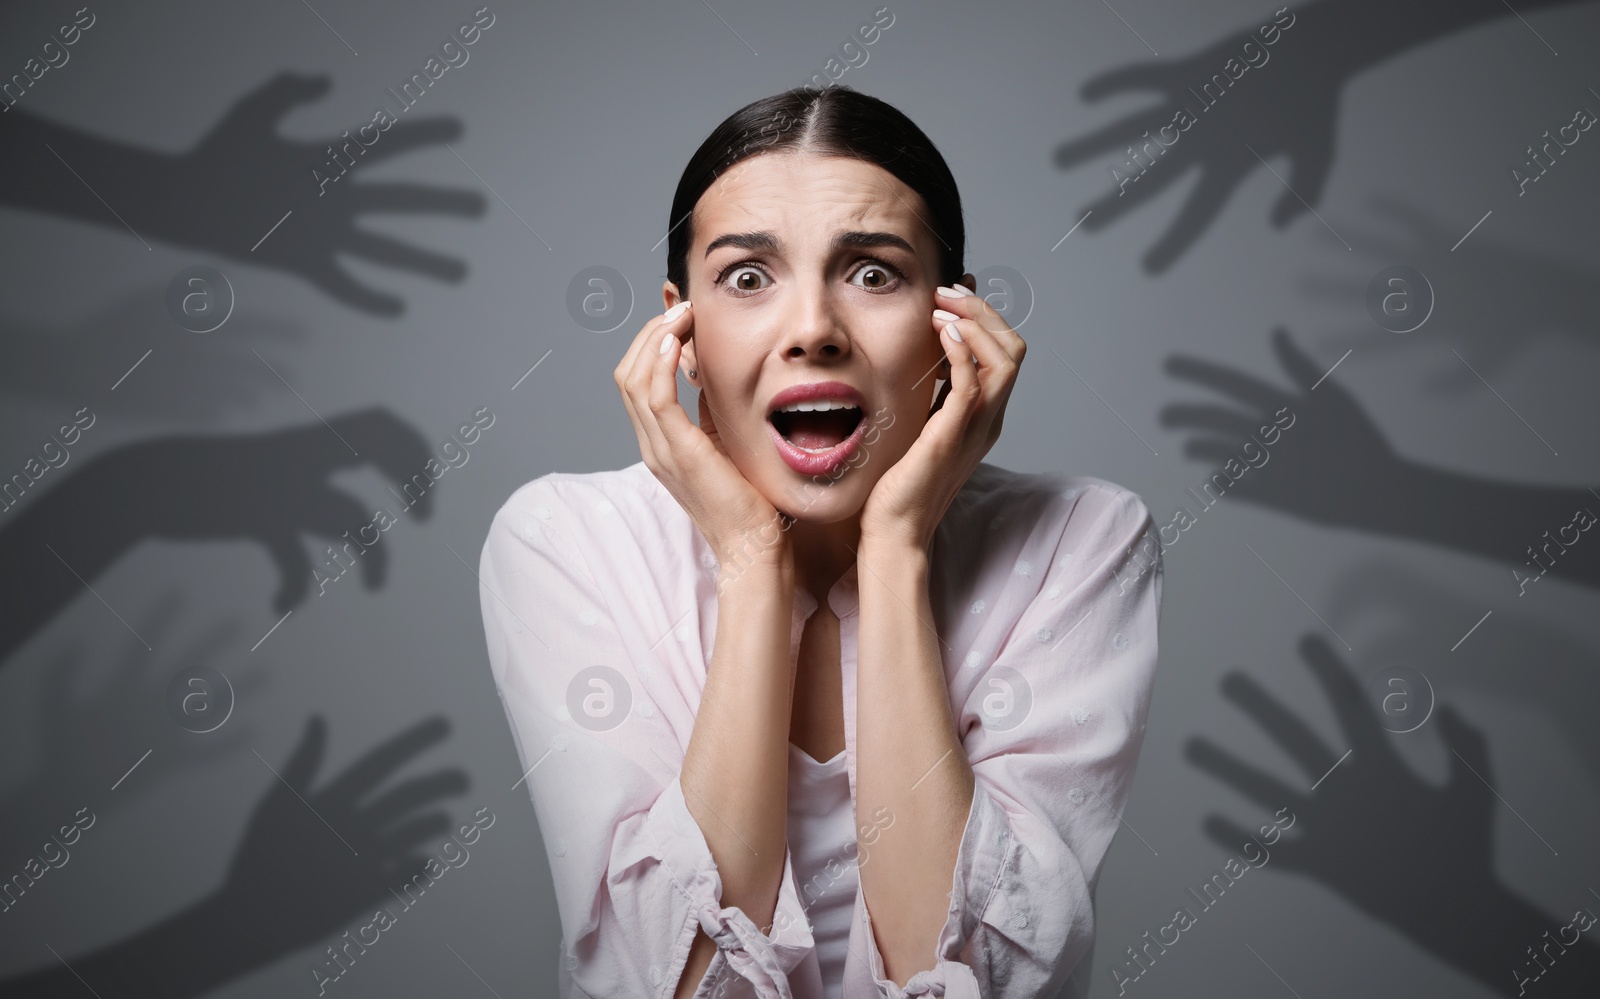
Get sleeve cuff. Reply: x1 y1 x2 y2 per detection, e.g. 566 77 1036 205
642 775 815 997
858 782 1013 997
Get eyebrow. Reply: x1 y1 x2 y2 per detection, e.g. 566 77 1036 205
702 229 917 258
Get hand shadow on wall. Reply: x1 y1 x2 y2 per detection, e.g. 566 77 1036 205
1158 327 1600 591
1326 559 1600 797
1 73 486 317
1051 0 1590 274
0 591 266 865
0 291 304 422
0 716 468 998
0 407 436 665
1186 634 1600 994
1300 196 1600 394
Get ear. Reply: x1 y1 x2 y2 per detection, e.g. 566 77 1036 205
663 279 699 385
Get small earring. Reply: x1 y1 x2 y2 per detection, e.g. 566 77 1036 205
687 368 697 378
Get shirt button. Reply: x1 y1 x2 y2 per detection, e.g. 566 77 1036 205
1011 910 1029 929
565 953 578 970
649 965 662 986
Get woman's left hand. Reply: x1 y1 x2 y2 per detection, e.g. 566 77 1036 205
859 276 1027 551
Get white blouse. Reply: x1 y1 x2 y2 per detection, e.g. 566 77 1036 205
478 460 1162 998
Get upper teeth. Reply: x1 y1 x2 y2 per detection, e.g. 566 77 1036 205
775 400 857 413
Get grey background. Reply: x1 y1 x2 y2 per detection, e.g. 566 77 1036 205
2 0 1599 995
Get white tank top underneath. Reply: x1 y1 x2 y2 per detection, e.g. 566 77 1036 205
786 741 857 999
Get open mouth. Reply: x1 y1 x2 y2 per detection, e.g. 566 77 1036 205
768 402 864 453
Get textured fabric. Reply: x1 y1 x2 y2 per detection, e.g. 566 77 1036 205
478 461 1162 998
786 743 856 999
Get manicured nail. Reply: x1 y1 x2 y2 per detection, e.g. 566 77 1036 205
663 301 690 322
944 322 963 343
935 286 964 300
659 331 676 354
932 308 960 323
954 283 975 296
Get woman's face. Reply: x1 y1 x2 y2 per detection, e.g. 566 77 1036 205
667 150 967 525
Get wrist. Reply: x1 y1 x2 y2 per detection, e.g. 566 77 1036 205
856 535 930 584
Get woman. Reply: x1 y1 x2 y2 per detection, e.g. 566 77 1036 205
478 86 1161 999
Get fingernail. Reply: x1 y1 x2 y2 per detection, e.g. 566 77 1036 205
933 308 960 323
944 322 963 343
954 283 975 296
935 286 964 300
663 301 690 322
658 332 675 355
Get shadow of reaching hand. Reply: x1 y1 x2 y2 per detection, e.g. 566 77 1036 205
1160 327 1402 528
219 715 467 950
1159 328 1600 593
2 72 486 317
1186 634 1600 993
0 715 467 999
1052 7 1341 273
0 407 437 665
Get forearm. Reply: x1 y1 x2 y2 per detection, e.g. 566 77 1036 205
0 450 140 662
0 109 175 230
0 891 248 998
1377 461 1600 591
1292 0 1577 76
674 556 798 994
1429 879 1600 994
854 538 973 986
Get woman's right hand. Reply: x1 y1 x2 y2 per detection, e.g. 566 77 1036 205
613 300 792 573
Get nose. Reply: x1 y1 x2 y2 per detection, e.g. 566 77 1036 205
777 278 850 362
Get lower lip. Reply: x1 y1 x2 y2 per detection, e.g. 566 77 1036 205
766 413 868 477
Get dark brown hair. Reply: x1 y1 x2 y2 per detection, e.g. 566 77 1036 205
665 85 965 297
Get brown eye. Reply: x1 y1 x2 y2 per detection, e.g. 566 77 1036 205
720 265 771 294
850 262 902 291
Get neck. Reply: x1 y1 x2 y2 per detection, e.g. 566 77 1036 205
788 514 861 605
